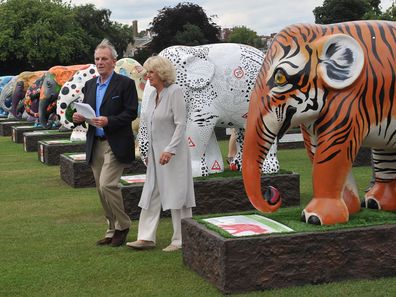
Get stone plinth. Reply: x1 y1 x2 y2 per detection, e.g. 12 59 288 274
122 173 300 220
278 133 305 149
23 131 72 152
182 219 396 294
60 153 147 188
38 139 85 165
59 153 95 188
0 121 33 136
12 125 48 143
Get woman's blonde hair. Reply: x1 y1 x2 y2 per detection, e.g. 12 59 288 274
143 56 176 86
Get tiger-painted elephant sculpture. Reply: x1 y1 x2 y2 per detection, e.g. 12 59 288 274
56 58 146 141
242 20 396 225
39 64 91 128
24 75 46 123
0 76 14 116
10 71 46 119
139 43 279 177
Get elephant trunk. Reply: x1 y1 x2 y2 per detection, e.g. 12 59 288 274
10 83 24 118
39 95 54 129
242 89 281 213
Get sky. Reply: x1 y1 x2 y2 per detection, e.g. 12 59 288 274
69 0 395 36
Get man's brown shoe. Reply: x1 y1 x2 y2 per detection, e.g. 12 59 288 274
111 228 129 247
96 237 113 246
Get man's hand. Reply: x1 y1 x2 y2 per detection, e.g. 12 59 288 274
90 116 108 128
72 112 86 124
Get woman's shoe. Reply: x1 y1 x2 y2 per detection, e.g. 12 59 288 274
126 240 155 250
162 244 181 252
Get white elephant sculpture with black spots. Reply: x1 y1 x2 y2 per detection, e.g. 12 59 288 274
139 43 279 177
56 58 146 142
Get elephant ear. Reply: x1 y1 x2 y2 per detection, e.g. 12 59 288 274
318 34 364 89
183 55 215 89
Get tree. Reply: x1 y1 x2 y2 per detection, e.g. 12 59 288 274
313 0 367 24
0 0 134 74
227 26 263 48
148 2 220 54
174 23 207 46
0 0 86 73
381 2 396 21
72 4 134 61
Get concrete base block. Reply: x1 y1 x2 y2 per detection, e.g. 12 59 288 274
60 153 147 188
12 126 48 143
0 121 33 136
278 133 305 149
182 219 396 294
122 173 300 220
23 131 72 152
38 140 85 165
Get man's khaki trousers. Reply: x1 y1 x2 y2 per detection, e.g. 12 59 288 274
91 140 131 238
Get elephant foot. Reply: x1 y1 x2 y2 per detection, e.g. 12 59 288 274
342 187 361 215
364 180 396 211
228 157 241 171
302 198 349 225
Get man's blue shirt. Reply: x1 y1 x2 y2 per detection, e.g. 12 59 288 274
95 72 114 136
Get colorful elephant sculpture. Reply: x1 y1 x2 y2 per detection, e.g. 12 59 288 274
39 64 91 128
242 21 396 225
139 43 279 177
0 76 14 116
24 75 46 123
56 58 146 141
10 71 46 119
0 76 18 117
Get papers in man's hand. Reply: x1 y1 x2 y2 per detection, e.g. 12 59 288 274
74 102 96 119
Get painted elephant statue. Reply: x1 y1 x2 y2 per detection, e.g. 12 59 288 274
139 43 279 177
115 58 147 138
242 21 396 225
24 75 46 123
56 58 146 141
0 76 18 117
39 64 91 129
57 64 98 141
10 71 46 119
0 76 14 116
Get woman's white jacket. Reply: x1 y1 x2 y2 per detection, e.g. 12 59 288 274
139 84 196 210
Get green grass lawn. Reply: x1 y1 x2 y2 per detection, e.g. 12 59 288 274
1 136 395 297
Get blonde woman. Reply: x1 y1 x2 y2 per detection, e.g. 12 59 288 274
127 56 195 252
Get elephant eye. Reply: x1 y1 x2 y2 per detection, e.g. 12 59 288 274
274 69 287 86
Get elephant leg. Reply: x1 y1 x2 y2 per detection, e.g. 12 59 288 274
342 171 361 215
70 124 87 142
364 149 396 210
138 119 149 165
302 143 356 225
187 122 215 177
229 128 244 171
205 132 224 174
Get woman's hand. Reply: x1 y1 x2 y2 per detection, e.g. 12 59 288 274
159 151 173 165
